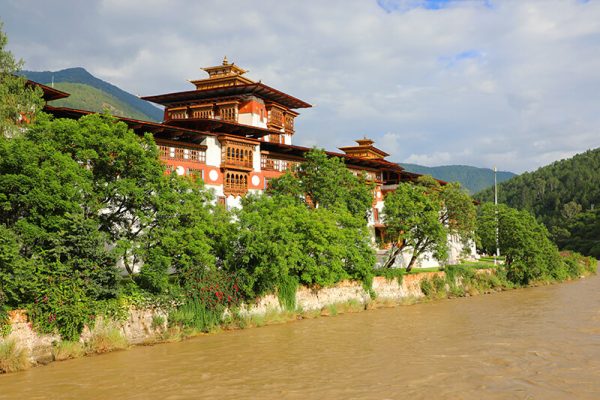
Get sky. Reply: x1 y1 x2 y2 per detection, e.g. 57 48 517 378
2 0 600 173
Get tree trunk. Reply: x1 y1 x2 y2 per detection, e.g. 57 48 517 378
382 243 403 269
406 252 418 272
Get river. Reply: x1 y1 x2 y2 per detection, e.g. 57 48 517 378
1 274 599 399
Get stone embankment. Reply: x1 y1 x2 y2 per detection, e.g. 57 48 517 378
0 270 469 370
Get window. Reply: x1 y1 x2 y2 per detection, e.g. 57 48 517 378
219 106 237 121
187 168 204 180
224 171 249 195
157 144 206 164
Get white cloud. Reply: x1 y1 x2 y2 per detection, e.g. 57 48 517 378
2 0 600 173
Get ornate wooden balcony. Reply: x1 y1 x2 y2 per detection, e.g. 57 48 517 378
261 154 300 172
224 171 248 196
157 142 207 164
219 135 256 171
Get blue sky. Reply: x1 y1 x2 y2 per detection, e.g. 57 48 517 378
2 0 600 173
377 0 493 12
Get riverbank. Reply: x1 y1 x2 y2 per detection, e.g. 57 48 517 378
0 262 596 374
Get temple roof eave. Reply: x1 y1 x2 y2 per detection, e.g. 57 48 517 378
43 105 217 144
338 145 390 158
27 80 70 102
164 117 281 138
141 82 312 109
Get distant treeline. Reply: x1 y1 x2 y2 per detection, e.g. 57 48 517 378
399 163 516 194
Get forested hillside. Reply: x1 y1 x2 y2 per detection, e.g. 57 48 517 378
399 163 516 194
20 67 163 121
45 82 153 121
476 148 600 258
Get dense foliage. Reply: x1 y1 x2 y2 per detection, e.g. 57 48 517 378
230 149 376 299
0 106 376 338
0 113 216 338
475 148 600 258
382 176 476 271
0 22 44 138
476 203 593 284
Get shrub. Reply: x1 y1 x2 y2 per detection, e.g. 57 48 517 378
52 341 84 361
562 251 597 277
0 339 29 373
28 276 92 341
376 267 405 284
420 279 433 297
168 297 221 333
277 275 298 311
86 322 128 354
151 315 166 330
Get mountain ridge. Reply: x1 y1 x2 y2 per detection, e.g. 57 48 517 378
398 162 516 194
20 67 163 121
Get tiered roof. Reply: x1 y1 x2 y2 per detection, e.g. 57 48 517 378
142 57 311 110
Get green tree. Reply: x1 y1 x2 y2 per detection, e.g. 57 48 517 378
268 148 374 218
557 209 600 259
26 113 166 275
232 149 377 299
476 203 567 285
382 177 476 271
382 181 447 271
0 111 227 338
0 119 118 302
138 175 218 294
229 194 374 300
0 22 43 137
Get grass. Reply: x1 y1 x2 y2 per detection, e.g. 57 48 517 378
151 315 166 331
0 339 30 373
406 266 442 274
86 322 128 354
52 340 84 361
168 298 222 334
245 309 298 328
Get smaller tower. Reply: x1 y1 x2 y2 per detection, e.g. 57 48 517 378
339 137 390 160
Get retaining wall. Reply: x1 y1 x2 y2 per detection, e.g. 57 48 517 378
1 271 455 367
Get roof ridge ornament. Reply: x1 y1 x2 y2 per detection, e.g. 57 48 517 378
223 56 229 65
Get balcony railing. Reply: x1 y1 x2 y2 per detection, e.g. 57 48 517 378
222 146 253 169
158 145 206 164
224 171 248 196
261 155 299 172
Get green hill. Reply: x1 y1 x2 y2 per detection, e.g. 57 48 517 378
46 82 154 121
399 163 516 194
475 148 600 258
20 67 162 121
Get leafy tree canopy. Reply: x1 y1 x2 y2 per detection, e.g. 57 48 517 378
267 148 374 218
0 21 44 137
230 149 377 299
382 176 476 271
476 202 569 285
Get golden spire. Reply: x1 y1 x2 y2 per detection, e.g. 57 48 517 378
222 56 229 65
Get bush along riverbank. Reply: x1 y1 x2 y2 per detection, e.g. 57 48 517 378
0 254 596 374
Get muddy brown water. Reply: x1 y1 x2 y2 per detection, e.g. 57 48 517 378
1 274 600 400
